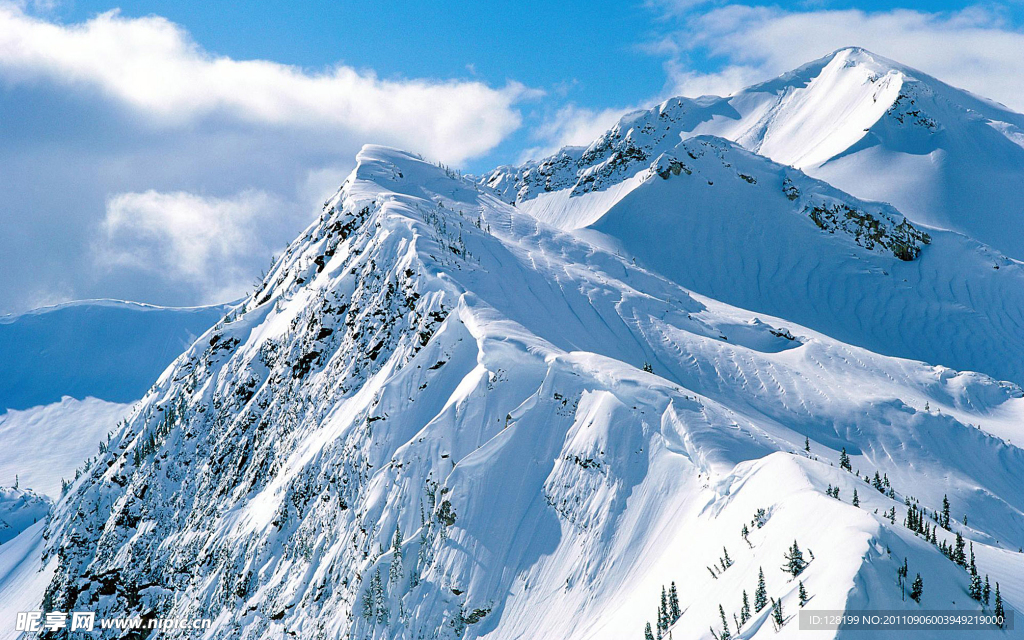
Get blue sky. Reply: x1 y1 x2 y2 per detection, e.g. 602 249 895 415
2 0 1024 312
48 0 1024 170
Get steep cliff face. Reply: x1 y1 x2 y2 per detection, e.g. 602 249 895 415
38 147 1024 639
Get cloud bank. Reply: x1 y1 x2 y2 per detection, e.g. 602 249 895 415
0 4 528 314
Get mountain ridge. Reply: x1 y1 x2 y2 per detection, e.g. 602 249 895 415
484 46 1024 259
36 145 1024 639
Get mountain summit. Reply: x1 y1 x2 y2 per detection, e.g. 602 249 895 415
486 46 1024 259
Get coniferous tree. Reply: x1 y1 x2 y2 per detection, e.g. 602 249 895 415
984 576 991 605
942 495 951 529
390 524 404 585
783 540 808 576
897 558 909 600
873 471 884 492
740 590 751 625
994 583 1005 627
910 574 923 603
722 547 734 569
852 488 860 507
953 533 967 566
660 586 669 631
645 622 655 640
362 579 376 621
798 581 809 607
970 571 983 601
669 582 681 622
770 597 784 630
804 437 810 453
719 605 731 640
755 568 768 612
742 524 751 547
839 448 852 471
371 569 388 624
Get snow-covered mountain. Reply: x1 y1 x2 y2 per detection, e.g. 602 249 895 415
485 47 1024 260
38 145 1023 639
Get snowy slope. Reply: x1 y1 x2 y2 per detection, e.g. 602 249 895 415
484 47 1024 260
587 136 1024 387
38 147 1023 639
0 488 49 545
0 398 129 497
0 299 230 412
0 521 52 640
484 121 1024 387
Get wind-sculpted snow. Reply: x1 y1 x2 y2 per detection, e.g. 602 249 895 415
485 47 1024 260
496 131 1024 387
588 137 1024 387
38 147 1024 639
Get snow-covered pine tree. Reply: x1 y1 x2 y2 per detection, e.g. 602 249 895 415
722 547 733 569
783 540 808 576
953 532 966 566
718 604 731 640
669 582 681 622
970 571 983 601
755 568 768 612
645 622 655 640
770 597 784 630
994 583 1004 627
910 573 923 603
798 581 809 607
804 437 810 453
897 557 908 600
362 580 375 621
372 569 388 624
942 494 951 529
984 576 991 605
389 524 404 585
660 585 669 631
852 488 860 507
740 591 751 625
839 448 852 471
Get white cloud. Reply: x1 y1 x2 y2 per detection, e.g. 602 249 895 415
97 190 294 303
0 4 525 164
664 5 1024 112
0 3 538 313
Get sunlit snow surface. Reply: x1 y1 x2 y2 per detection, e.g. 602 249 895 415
25 143 1022 639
